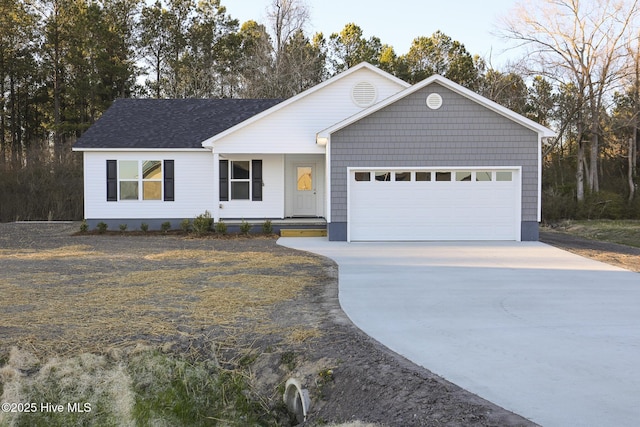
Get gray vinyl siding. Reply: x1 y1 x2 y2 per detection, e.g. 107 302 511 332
330 82 539 224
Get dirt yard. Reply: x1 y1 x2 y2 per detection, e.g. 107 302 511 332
2 223 636 426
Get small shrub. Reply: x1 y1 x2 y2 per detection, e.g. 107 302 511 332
119 224 128 232
180 218 191 233
96 222 108 234
240 220 252 235
577 191 626 220
140 223 149 233
262 219 273 234
161 221 171 233
192 211 213 235
215 220 227 235
79 220 88 233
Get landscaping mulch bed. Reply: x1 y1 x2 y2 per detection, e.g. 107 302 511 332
11 223 639 426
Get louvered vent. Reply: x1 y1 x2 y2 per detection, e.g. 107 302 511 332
352 82 377 107
426 93 443 110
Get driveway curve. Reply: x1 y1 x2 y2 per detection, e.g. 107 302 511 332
278 238 640 427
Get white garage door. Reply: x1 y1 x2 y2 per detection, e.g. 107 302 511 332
348 168 521 241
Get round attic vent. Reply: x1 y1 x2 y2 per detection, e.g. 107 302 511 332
352 81 377 107
426 93 443 110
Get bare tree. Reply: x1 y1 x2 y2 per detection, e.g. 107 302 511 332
501 0 640 201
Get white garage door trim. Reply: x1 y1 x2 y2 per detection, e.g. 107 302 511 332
347 166 522 242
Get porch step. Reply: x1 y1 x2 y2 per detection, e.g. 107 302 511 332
280 229 327 237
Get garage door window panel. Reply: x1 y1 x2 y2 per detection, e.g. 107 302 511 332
416 172 432 182
456 171 472 182
496 171 513 181
476 171 492 181
375 172 391 182
355 172 370 181
395 172 411 181
436 172 451 181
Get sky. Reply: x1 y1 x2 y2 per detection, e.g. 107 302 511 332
224 0 523 66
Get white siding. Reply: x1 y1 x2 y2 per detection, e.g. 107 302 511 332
83 151 214 220
219 155 285 219
213 68 407 154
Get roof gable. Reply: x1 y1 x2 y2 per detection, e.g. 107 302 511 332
318 74 556 141
73 98 283 150
202 63 411 148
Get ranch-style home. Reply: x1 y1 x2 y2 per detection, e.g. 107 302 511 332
73 62 555 241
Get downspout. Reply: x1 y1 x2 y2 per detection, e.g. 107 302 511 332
538 135 543 223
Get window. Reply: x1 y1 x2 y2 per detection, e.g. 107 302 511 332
108 160 173 202
219 160 263 201
476 171 492 181
355 172 371 181
455 171 472 182
375 172 391 181
435 171 451 181
119 161 139 200
297 167 313 190
395 172 411 181
496 171 513 181
231 161 250 200
415 171 431 181
142 161 162 200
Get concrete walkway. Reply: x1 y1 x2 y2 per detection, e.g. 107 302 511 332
278 238 640 427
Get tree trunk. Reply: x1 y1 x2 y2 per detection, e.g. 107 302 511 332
576 140 585 201
589 126 599 193
629 137 636 202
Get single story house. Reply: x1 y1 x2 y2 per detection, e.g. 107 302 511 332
73 62 555 241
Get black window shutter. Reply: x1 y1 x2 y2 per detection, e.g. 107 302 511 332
106 160 117 201
219 160 229 201
164 160 175 201
252 160 262 201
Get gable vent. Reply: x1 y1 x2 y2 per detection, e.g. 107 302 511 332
426 93 443 110
352 81 377 107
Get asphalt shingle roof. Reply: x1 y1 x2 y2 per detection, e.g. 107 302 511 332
74 98 283 149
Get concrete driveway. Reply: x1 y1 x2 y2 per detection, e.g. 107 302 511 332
278 238 640 427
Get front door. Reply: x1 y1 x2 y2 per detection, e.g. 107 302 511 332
293 164 316 216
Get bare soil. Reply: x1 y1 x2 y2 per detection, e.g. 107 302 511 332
4 223 635 426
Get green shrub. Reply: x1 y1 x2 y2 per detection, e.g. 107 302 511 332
140 223 149 233
96 222 108 234
192 211 213 235
215 220 227 235
119 224 128 232
180 219 191 233
240 220 252 235
161 221 171 233
542 188 576 223
79 220 88 233
577 191 626 220
262 219 273 234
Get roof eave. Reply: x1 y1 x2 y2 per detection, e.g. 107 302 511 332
72 147 212 152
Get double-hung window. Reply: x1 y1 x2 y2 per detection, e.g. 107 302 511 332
230 161 250 200
106 160 174 201
219 159 262 201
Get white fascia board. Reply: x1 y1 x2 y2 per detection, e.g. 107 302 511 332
317 74 556 140
72 147 211 152
203 62 410 149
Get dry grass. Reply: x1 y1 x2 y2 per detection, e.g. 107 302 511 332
0 244 102 260
0 245 326 359
554 219 640 248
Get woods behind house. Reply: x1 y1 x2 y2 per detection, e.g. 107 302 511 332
1 0 639 222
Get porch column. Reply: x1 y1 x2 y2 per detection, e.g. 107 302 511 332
212 152 220 222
